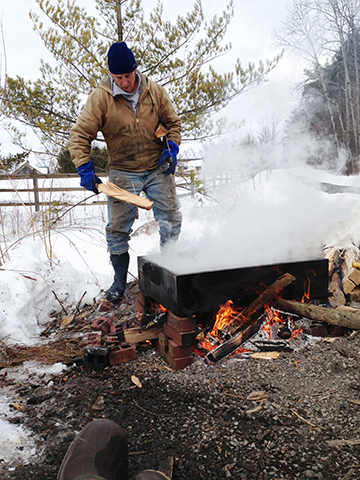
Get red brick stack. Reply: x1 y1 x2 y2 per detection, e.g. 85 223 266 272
157 311 197 370
83 315 136 367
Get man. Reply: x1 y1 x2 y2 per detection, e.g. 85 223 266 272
69 42 182 304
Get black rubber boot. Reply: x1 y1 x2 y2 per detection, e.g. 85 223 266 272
57 419 129 480
106 252 130 304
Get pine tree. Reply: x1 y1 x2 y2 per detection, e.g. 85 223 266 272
1 0 282 164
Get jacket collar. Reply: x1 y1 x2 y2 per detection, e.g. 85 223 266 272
99 71 148 96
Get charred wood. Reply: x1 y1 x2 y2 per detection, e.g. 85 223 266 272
222 273 296 337
207 273 296 363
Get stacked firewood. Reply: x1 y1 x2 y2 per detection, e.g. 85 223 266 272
326 246 360 307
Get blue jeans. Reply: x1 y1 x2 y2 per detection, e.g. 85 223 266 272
106 165 182 255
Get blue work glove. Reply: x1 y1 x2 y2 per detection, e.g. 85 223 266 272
158 140 179 175
77 160 102 194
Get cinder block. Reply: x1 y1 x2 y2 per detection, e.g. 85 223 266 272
98 300 113 312
109 342 136 365
82 331 102 347
109 323 117 336
157 331 169 356
164 323 197 347
91 316 112 334
168 339 192 359
167 311 197 332
105 335 120 345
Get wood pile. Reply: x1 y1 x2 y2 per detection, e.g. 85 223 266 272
326 246 360 307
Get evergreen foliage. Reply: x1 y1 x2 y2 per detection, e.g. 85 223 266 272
58 146 109 173
0 0 282 165
0 150 29 174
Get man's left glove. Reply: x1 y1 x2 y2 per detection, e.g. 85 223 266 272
158 140 179 176
77 160 102 194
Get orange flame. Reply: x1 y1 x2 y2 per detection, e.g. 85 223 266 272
211 300 242 336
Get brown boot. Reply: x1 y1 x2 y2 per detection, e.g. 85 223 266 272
131 471 171 480
57 419 128 480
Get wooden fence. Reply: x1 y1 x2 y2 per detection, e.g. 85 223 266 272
0 171 194 212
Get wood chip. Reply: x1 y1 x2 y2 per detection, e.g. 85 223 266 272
247 390 270 402
250 351 280 360
348 399 360 406
245 404 263 415
11 402 27 412
131 375 142 389
61 314 76 326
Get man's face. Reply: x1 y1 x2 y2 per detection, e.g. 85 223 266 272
111 69 138 93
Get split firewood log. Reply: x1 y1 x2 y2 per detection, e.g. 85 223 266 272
340 248 360 294
273 298 360 330
98 182 154 210
328 271 346 307
155 123 169 138
325 247 343 279
124 324 163 343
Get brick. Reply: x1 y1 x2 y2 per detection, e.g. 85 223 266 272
327 325 347 337
82 331 102 347
157 331 168 356
167 311 197 332
109 342 136 365
164 323 197 347
137 292 154 326
168 339 192 359
165 351 194 370
303 323 328 337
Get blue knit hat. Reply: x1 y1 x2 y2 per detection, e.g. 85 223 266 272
107 42 137 74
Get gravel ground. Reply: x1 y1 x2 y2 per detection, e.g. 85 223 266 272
1 285 360 480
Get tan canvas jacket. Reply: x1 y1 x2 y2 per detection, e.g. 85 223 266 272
69 72 181 172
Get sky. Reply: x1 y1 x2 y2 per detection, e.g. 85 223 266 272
0 0 306 156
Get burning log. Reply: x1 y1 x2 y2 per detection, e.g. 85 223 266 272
273 298 360 330
221 273 296 337
206 273 296 363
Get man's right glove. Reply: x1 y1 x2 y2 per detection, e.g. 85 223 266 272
77 160 102 194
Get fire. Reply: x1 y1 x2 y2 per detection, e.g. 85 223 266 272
210 300 243 336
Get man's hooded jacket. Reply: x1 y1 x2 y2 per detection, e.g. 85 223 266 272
69 71 181 172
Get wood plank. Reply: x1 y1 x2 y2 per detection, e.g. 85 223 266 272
124 324 164 343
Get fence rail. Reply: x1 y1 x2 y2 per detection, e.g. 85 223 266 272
0 171 192 211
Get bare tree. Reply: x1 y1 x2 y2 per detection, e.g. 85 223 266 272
275 0 360 173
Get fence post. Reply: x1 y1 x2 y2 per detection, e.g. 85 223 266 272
32 171 40 212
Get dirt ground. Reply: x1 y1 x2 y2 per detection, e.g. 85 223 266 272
1 282 360 480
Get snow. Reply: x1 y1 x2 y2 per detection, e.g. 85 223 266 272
2 140 360 468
